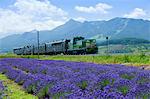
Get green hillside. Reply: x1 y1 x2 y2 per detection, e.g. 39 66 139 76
98 44 150 54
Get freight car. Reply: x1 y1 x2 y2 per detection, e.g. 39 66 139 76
13 36 98 55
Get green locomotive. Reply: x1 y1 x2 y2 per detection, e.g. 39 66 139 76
67 37 98 54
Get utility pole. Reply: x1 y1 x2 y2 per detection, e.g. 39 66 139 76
106 36 109 55
37 30 40 59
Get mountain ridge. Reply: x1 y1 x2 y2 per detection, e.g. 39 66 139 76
0 17 150 52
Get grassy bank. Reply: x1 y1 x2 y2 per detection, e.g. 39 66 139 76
0 53 20 58
0 53 150 66
42 54 150 66
0 74 38 99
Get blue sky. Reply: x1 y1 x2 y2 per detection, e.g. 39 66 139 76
50 0 150 19
0 0 149 38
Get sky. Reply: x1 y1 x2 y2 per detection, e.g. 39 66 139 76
0 0 149 38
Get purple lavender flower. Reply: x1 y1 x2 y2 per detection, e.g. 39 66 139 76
0 58 149 98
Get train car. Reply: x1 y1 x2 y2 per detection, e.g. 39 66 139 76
51 40 66 54
33 46 37 55
49 39 70 54
24 45 33 55
45 42 53 54
13 47 25 55
38 43 46 54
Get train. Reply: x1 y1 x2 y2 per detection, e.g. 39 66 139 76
13 36 98 55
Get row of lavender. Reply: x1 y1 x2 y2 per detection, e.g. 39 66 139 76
0 58 150 98
0 80 5 98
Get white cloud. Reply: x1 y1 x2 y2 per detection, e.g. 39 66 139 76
124 8 146 18
0 0 68 38
75 3 112 14
74 17 86 22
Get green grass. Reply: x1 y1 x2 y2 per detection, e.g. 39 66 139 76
0 74 38 99
41 54 149 66
0 53 20 58
0 53 150 66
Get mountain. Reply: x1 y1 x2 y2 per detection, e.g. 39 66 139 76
0 17 150 52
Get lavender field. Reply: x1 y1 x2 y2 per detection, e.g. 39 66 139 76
0 58 150 98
